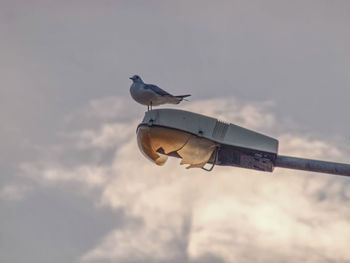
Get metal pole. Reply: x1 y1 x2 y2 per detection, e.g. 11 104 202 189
275 155 350 177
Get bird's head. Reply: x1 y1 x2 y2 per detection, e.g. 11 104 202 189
129 75 143 83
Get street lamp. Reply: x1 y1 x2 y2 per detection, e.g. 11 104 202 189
136 109 350 176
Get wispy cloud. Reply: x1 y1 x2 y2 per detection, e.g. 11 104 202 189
0 184 31 201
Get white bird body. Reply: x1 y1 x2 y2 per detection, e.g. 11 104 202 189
129 75 190 109
130 82 179 106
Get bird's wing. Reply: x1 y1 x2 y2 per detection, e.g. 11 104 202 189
144 84 172 96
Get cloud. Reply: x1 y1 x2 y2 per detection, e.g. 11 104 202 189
182 98 276 131
65 97 144 124
278 134 342 160
16 96 350 263
0 184 31 201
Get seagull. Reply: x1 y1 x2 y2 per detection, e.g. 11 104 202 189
129 75 191 111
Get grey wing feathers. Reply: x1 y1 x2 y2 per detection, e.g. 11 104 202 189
144 84 172 96
175 94 191 99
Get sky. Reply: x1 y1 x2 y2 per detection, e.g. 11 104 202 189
1 0 350 262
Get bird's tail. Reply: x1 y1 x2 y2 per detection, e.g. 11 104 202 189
175 94 191 101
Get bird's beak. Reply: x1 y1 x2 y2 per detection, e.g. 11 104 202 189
129 77 133 80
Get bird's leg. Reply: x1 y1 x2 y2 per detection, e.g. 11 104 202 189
147 105 149 111
150 101 153 110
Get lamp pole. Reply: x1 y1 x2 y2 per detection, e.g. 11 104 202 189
275 155 350 177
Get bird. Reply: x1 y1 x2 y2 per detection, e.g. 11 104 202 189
129 75 191 111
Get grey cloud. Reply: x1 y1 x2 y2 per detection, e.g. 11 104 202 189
0 187 127 263
17 96 346 263
3 95 350 263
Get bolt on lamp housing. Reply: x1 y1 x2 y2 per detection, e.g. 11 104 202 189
137 109 278 171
